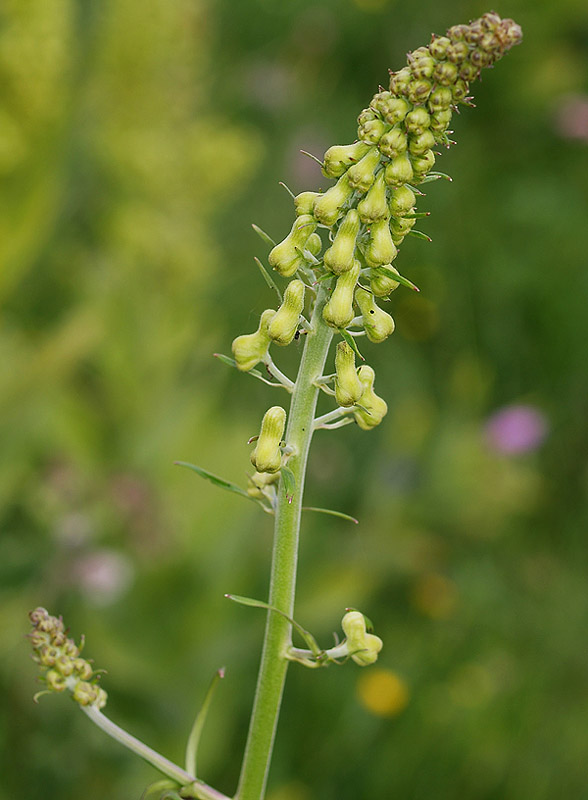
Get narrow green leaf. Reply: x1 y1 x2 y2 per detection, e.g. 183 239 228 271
375 266 420 292
185 668 225 778
254 257 282 301
251 223 277 247
302 507 359 524
403 211 430 219
280 466 296 502
408 229 432 242
225 595 322 656
340 329 365 361
174 462 251 500
314 270 333 283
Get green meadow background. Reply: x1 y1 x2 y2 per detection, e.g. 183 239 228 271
1 1 588 798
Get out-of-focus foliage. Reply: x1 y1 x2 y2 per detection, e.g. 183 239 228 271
2 1 588 799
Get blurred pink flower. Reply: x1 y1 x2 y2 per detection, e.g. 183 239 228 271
553 94 588 142
484 404 548 454
71 549 134 606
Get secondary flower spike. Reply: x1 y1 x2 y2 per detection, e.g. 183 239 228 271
28 607 107 709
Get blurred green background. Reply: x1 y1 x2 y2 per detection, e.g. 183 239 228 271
1 1 588 798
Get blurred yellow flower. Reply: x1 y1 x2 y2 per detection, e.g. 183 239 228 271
357 668 410 717
411 572 459 619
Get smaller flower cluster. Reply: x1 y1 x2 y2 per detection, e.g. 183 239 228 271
28 607 107 709
286 609 383 668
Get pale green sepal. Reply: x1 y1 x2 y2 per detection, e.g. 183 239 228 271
339 329 365 362
280 465 296 502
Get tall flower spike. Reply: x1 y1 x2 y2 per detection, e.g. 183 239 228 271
28 608 107 709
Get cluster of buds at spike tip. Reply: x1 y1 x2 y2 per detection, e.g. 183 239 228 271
239 13 520 435
28 607 107 709
250 406 287 474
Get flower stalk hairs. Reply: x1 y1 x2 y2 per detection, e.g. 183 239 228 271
29 13 521 800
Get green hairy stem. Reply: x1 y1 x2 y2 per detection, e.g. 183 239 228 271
237 287 333 800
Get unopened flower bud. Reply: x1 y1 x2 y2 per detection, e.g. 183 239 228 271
305 232 322 257
451 79 469 102
430 109 453 133
55 654 75 677
353 365 388 430
411 149 436 180
428 87 453 112
38 645 58 666
323 209 361 274
323 260 361 329
390 215 416 244
379 96 410 126
407 78 433 104
72 681 100 706
448 41 469 68
341 610 383 666
388 185 416 217
459 60 480 82
250 406 287 474
363 219 398 267
29 608 49 625
294 191 321 216
384 154 414 186
346 147 381 193
404 107 431 135
370 265 400 297
357 171 389 224
268 281 305 346
247 470 280 499
74 658 94 680
334 341 363 407
389 67 412 96
232 309 276 372
313 173 354 226
447 24 469 42
434 61 459 86
409 130 436 156
46 669 67 692
355 287 395 343
268 215 318 277
410 54 435 80
322 142 371 179
378 128 408 159
429 35 451 60
358 118 388 145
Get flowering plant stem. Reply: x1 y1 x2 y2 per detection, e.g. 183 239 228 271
81 706 229 800
237 284 333 800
